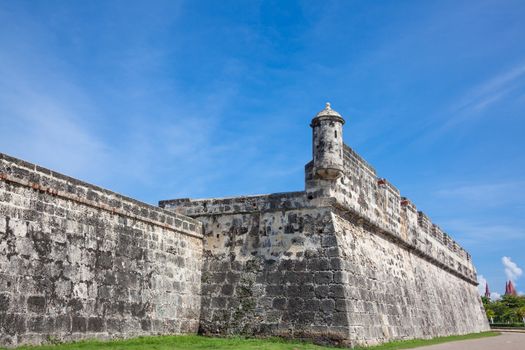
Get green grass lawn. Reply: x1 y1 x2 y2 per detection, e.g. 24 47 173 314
5 332 499 350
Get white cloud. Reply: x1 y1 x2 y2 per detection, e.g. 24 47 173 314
0 5 255 202
414 62 525 144
477 275 488 296
435 181 525 206
455 63 525 112
0 82 111 181
502 256 523 283
438 219 525 244
477 275 501 300
441 63 525 130
490 292 501 300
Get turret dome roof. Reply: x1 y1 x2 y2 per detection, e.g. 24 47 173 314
312 102 345 125
315 102 342 118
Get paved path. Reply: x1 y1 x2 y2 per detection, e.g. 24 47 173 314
414 332 525 350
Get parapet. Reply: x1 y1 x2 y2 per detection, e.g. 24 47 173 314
0 152 203 239
162 143 477 285
160 191 310 216
159 138 486 345
343 144 377 177
307 144 477 284
162 140 477 285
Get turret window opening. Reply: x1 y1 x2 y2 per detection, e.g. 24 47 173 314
334 130 337 138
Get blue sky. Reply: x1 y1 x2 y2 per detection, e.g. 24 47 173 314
0 0 524 297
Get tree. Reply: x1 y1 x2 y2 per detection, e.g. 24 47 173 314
482 295 525 324
486 309 495 324
501 295 525 309
517 306 525 324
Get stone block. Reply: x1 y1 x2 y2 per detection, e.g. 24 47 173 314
26 296 46 313
0 293 10 312
0 313 26 335
315 272 333 284
87 317 104 332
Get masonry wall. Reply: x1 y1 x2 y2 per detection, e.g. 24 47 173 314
305 145 489 344
161 193 355 345
0 153 203 347
306 145 478 284
332 210 488 345
162 144 489 347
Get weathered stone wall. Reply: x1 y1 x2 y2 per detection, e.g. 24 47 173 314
161 193 353 344
0 102 489 348
317 146 489 345
306 145 478 284
0 153 203 347
311 106 345 179
161 143 489 347
331 210 488 345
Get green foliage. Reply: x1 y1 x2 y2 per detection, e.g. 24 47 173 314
489 323 525 328
44 335 62 345
1 332 499 350
486 308 495 320
355 332 499 350
483 294 525 324
517 306 525 319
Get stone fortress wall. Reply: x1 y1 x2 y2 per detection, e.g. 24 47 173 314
0 153 203 347
0 103 489 348
306 145 477 284
161 193 353 341
160 103 489 346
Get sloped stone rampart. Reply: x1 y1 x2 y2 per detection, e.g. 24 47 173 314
0 153 203 347
305 145 477 284
161 143 489 346
332 211 488 345
0 125 490 348
161 195 352 344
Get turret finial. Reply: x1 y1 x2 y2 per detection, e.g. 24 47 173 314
313 102 343 120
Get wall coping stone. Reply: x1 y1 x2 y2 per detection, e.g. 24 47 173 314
161 191 477 285
0 152 203 239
